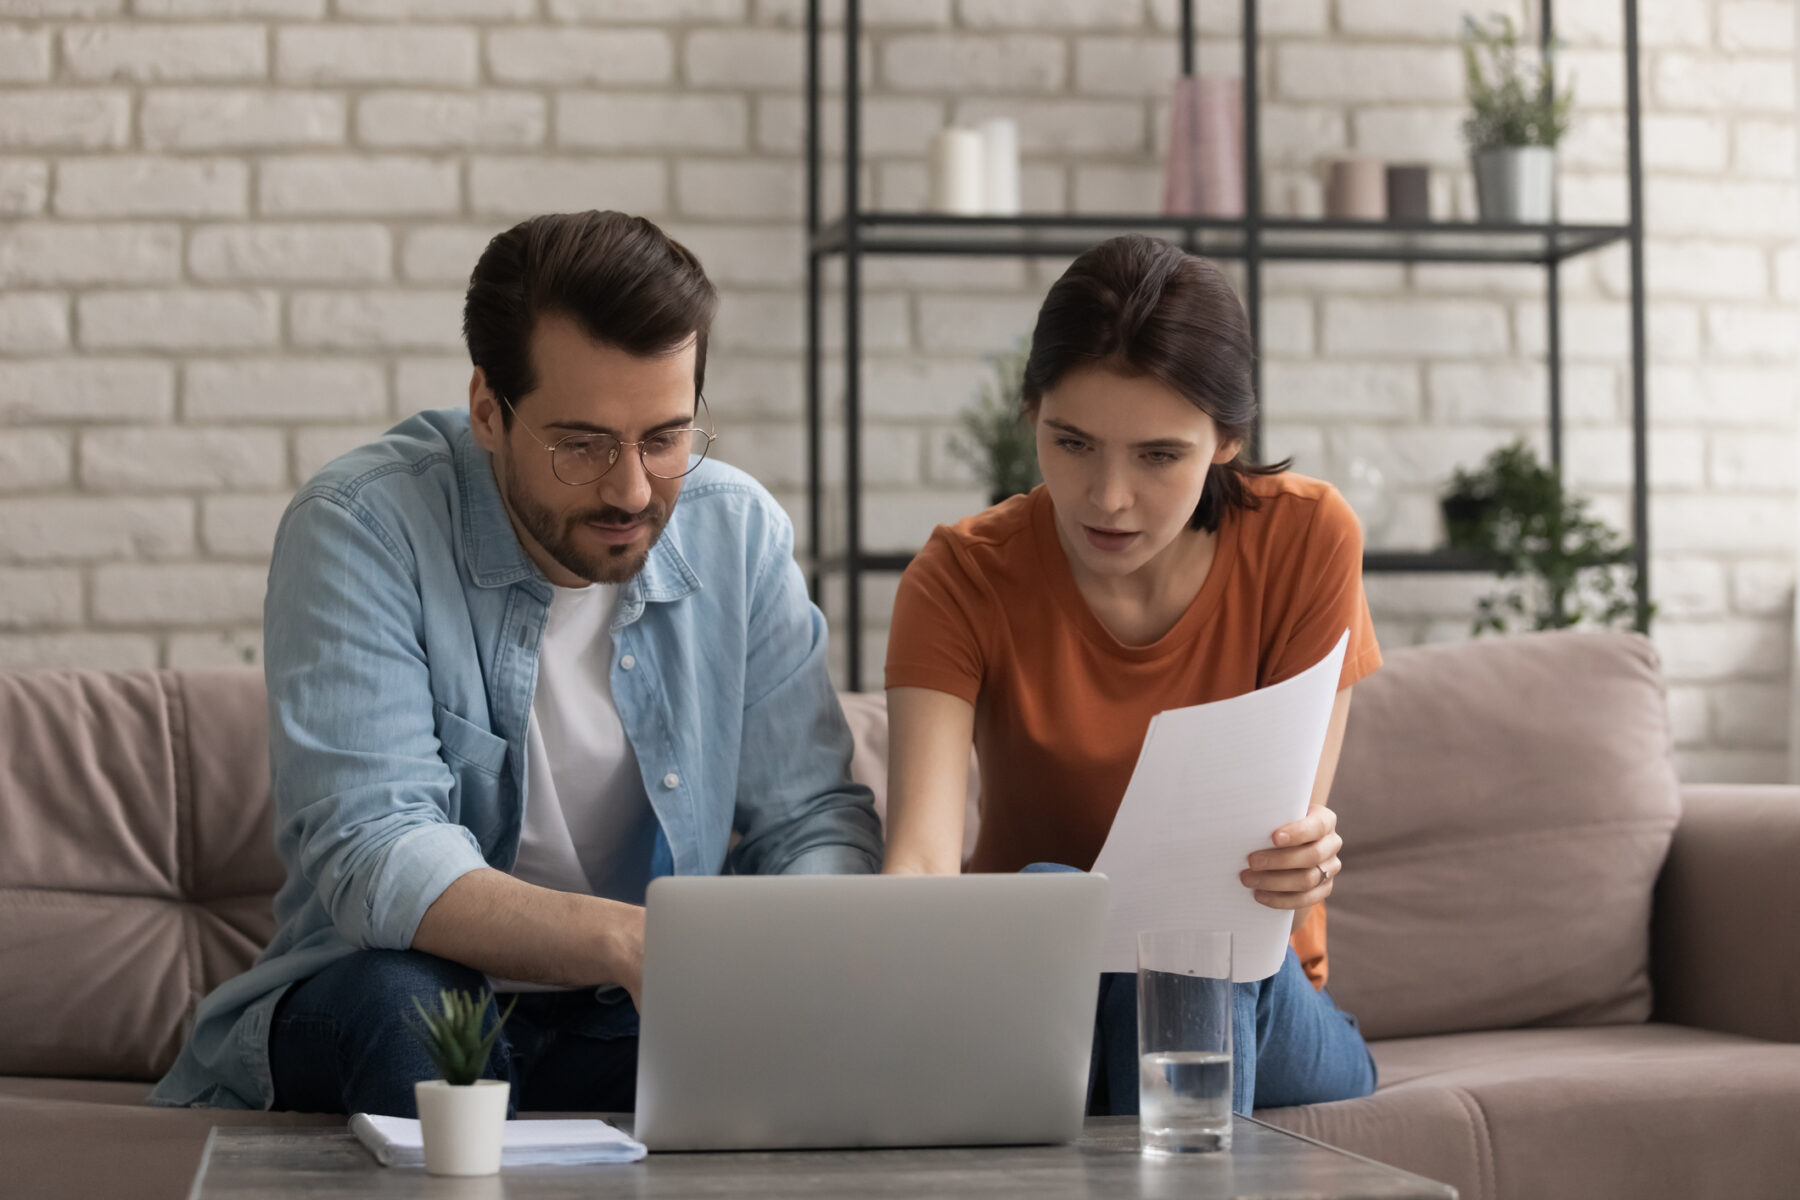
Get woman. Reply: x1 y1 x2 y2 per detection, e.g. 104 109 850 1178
882 234 1379 1115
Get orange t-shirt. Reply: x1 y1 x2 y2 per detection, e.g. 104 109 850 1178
884 472 1382 990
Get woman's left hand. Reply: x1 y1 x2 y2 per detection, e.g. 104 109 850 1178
1239 805 1342 909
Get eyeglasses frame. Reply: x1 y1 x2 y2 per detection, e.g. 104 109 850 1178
496 392 718 486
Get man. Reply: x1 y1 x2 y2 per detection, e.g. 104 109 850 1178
150 210 883 1115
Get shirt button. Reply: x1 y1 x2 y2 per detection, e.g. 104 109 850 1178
620 654 636 671
662 772 680 789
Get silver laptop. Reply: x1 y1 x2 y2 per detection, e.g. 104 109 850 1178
633 873 1109 1152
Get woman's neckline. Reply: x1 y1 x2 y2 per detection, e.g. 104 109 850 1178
1029 486 1241 661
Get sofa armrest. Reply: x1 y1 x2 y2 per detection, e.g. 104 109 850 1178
1651 784 1800 1042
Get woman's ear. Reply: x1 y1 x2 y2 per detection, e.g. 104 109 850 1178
1212 435 1245 465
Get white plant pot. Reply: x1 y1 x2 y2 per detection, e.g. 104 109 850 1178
1472 145 1556 224
414 1079 510 1176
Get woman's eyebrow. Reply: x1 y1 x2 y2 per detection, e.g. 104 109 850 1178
1044 419 1194 450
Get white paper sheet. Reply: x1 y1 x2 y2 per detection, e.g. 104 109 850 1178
350 1113 647 1167
1090 630 1350 981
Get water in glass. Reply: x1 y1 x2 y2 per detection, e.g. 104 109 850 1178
1139 1049 1232 1153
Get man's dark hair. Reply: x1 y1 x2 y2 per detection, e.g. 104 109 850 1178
1021 234 1289 533
464 211 719 428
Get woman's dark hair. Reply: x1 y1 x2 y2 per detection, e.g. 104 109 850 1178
1020 234 1288 532
463 211 719 427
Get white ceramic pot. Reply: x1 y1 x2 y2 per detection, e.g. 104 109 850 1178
414 1078 510 1176
1472 145 1555 224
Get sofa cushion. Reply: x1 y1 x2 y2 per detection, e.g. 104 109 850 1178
838 691 981 865
1263 1025 1800 1200
0 669 280 1080
1320 631 1681 1040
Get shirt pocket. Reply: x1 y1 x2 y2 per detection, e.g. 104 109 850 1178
432 701 509 777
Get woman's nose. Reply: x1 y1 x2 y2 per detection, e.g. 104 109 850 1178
1088 461 1133 516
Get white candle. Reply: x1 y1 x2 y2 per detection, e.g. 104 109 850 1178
979 117 1020 215
929 127 985 215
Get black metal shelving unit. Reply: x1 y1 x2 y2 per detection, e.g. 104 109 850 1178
806 0 1649 689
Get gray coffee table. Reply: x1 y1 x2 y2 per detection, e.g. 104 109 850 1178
189 1116 1456 1199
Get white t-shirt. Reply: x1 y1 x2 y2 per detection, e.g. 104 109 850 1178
510 581 659 907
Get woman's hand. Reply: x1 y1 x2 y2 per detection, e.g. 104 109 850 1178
1239 805 1342 909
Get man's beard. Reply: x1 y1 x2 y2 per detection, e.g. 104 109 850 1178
505 471 668 585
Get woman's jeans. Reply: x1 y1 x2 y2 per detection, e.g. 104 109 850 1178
1023 863 1377 1115
268 949 639 1117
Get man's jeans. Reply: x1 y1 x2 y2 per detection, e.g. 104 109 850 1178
1023 863 1378 1115
268 950 639 1117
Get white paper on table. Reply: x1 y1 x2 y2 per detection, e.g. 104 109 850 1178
1090 629 1349 981
349 1113 647 1167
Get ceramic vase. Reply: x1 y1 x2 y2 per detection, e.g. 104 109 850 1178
1472 145 1555 224
414 1078 510 1177
1162 77 1243 216
1325 158 1386 220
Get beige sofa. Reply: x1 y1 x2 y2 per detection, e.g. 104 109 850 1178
2 630 1797 1199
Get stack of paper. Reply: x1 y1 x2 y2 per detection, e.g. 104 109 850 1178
350 1113 647 1167
1090 630 1349 982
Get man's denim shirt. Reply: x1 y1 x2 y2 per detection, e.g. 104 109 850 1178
150 409 883 1110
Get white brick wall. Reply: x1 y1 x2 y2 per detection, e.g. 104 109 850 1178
261 156 461 215
190 224 392 283
61 25 267 81
78 289 281 349
0 1 1794 781
277 27 480 86
141 90 346 151
487 28 672 85
0 293 68 353
55 157 248 217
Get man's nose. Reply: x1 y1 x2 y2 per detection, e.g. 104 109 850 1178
599 446 655 513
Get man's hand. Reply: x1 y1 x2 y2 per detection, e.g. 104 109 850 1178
1238 805 1343 910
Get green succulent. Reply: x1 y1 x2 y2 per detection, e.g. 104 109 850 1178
408 988 517 1087
1461 14 1574 151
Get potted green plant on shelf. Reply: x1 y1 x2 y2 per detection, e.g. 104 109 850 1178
1441 439 1649 634
1461 13 1573 224
948 337 1040 507
409 988 517 1176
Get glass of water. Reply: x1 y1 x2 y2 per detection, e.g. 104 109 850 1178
1136 929 1233 1154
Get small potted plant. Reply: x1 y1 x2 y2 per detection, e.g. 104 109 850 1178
409 988 516 1176
1441 439 1649 634
1461 14 1573 224
948 336 1040 507
1440 451 1512 546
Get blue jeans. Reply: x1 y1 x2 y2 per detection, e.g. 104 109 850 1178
268 950 639 1117
1022 863 1377 1115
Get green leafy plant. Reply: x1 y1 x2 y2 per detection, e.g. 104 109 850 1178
1461 14 1574 151
408 988 517 1087
948 336 1040 504
1442 439 1650 635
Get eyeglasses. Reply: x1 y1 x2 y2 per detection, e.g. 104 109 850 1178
499 394 717 486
